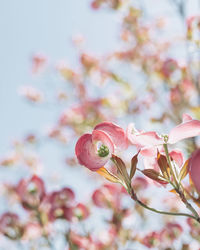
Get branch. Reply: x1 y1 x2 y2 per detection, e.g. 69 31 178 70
130 187 199 222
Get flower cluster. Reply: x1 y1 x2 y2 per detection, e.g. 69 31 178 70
1 0 200 248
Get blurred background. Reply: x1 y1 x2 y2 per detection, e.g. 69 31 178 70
0 0 200 249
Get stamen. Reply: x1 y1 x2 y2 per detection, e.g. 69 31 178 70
98 145 109 157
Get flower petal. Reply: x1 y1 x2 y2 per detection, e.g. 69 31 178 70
75 131 114 171
189 149 200 193
182 113 193 122
127 123 163 147
140 146 159 157
169 149 184 167
168 119 200 144
94 122 128 150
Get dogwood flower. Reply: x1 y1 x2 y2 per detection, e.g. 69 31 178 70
127 114 200 156
75 122 128 171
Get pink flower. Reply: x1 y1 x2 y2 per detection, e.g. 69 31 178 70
49 206 73 222
69 231 93 250
142 231 161 248
189 149 200 193
16 175 45 210
91 1 100 9
92 184 123 208
19 86 43 103
32 53 47 74
187 217 200 229
49 187 75 208
47 126 68 143
80 53 99 72
73 203 90 220
187 15 200 30
160 223 183 243
47 187 75 221
131 176 148 191
161 58 178 78
127 114 200 155
59 99 104 128
0 213 24 240
75 122 128 171
170 86 182 105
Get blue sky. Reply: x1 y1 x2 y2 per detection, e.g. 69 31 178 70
0 1 199 248
0 0 199 189
1 0 199 154
0 0 120 153
0 1 128 210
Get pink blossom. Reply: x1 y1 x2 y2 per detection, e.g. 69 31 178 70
0 213 23 240
187 15 200 30
47 126 68 143
127 123 163 147
49 206 73 221
161 58 178 78
132 176 149 191
69 231 94 250
169 149 184 167
181 79 194 94
187 217 200 229
127 123 163 157
24 134 37 144
49 187 75 208
168 115 200 144
160 222 183 243
142 231 161 248
170 86 182 105
59 99 104 128
75 122 127 171
91 1 100 9
80 53 99 72
189 149 200 193
19 86 43 103
0 152 19 166
16 175 45 209
31 53 47 74
127 114 200 152
73 203 90 220
47 187 75 221
92 184 122 208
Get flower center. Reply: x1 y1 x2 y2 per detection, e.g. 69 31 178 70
98 145 109 157
162 134 169 143
27 182 37 194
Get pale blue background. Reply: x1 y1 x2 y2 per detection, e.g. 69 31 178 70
0 0 120 154
1 0 199 152
0 0 199 249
